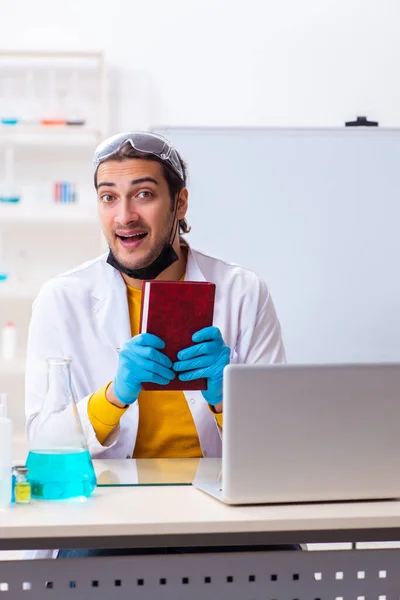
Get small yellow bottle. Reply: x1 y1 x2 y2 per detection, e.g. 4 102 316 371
14 466 31 504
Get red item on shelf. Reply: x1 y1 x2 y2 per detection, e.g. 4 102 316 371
40 119 66 126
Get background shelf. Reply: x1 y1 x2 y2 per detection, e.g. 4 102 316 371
0 125 103 147
0 281 41 299
0 356 25 375
0 50 108 458
0 203 98 224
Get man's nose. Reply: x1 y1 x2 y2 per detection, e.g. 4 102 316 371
115 200 140 227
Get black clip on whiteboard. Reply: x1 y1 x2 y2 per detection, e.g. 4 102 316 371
345 116 379 127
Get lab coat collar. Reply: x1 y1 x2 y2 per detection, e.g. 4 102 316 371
92 240 207 297
184 241 207 282
91 240 207 353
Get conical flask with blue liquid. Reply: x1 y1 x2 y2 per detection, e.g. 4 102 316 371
26 358 97 500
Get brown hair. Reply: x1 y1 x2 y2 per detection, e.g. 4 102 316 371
95 142 191 234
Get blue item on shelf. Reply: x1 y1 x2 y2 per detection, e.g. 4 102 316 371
0 196 20 203
1 119 19 125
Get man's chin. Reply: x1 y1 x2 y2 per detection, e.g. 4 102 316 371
111 248 154 272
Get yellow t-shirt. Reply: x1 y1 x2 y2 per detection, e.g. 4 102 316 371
87 283 222 457
127 284 203 458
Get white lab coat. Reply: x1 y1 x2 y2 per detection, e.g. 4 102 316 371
24 244 285 559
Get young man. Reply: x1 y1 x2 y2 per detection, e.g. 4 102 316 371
25 131 285 461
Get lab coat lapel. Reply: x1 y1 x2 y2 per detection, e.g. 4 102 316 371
185 245 207 282
92 262 132 354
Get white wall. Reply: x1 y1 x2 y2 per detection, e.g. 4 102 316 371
2 0 400 130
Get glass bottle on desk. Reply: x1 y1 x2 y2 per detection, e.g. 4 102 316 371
14 466 31 504
26 358 97 500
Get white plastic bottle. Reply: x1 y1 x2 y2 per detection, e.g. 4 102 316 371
0 393 12 508
1 322 17 360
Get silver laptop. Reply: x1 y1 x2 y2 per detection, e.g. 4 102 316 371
194 363 400 504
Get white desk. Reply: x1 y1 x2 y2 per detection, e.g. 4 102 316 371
1 459 400 598
4 485 400 550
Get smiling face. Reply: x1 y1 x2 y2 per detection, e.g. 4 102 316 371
96 158 188 272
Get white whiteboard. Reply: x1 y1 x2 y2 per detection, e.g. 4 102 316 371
154 127 400 363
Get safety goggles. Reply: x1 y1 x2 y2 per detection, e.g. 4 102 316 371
93 131 184 181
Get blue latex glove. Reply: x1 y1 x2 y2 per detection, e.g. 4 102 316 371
173 326 230 406
114 333 175 404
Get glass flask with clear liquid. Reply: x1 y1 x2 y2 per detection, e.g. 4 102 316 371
26 358 97 500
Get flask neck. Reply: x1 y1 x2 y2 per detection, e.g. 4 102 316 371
46 359 73 409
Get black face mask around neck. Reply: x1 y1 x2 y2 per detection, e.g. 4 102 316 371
106 243 179 281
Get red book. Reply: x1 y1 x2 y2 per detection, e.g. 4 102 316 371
140 280 216 391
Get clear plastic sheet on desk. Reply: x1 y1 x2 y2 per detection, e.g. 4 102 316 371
94 457 221 487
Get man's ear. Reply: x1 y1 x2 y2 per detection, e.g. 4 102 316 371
176 188 188 220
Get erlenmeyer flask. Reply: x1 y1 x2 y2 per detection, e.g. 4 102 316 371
26 357 97 500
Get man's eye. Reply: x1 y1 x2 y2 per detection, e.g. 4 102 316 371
100 194 114 203
138 191 153 199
